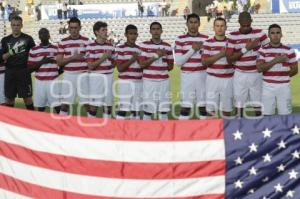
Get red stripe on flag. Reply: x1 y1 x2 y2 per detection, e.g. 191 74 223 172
0 106 224 141
0 140 225 179
0 173 225 199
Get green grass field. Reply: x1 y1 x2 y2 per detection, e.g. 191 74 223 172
15 64 300 116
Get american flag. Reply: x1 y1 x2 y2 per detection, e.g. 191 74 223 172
0 106 299 198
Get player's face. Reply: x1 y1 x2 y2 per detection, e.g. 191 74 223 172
95 27 108 40
11 19 22 35
239 19 252 34
269 27 282 45
213 20 226 36
150 24 162 40
68 22 81 38
187 17 200 34
125 29 138 44
39 29 50 43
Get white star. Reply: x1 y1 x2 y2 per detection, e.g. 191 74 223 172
249 143 258 152
235 156 243 165
262 176 269 182
292 150 300 159
263 153 272 162
262 197 269 199
292 125 300 135
233 130 243 140
234 180 243 189
286 190 295 198
274 183 283 193
277 164 285 172
277 140 287 149
288 170 298 180
262 128 272 138
248 189 255 194
249 166 257 175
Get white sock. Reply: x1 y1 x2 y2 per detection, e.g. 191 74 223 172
143 114 152 120
179 115 190 120
59 110 68 116
199 115 207 120
116 115 125 120
159 113 168 120
103 113 111 119
87 112 96 118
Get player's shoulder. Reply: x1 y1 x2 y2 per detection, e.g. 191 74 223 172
79 35 89 41
161 41 171 47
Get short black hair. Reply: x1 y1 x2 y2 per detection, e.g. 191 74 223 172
186 13 200 23
268 23 281 33
238 11 252 21
214 17 226 26
68 17 81 26
93 21 107 35
11 15 23 23
38 28 49 35
125 24 138 33
150 21 162 30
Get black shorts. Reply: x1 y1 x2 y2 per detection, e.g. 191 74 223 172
4 69 32 99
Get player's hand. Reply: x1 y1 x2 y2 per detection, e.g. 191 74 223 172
156 48 167 58
131 52 139 61
192 42 203 51
41 56 55 64
274 54 288 63
245 39 260 51
102 50 112 60
72 52 85 61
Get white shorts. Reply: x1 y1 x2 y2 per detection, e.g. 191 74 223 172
118 79 142 112
262 82 292 115
60 72 89 104
206 75 233 112
89 73 113 107
34 79 61 107
233 71 262 108
143 79 171 113
0 73 5 104
180 71 206 108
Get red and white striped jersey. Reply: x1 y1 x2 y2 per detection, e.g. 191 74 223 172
58 35 89 73
138 40 174 81
115 43 143 80
175 33 209 72
257 43 297 84
86 40 115 74
202 37 234 78
27 44 59 80
227 28 268 72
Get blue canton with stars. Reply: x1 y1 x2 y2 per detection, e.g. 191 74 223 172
224 114 300 199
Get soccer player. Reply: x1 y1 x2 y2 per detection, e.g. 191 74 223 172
138 21 174 120
257 24 298 115
115 24 142 120
86 21 115 118
0 41 5 105
174 13 209 120
27 28 61 113
227 11 269 117
1 16 35 109
202 17 234 118
56 17 89 115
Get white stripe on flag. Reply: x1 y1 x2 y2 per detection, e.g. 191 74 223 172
0 122 225 163
0 156 225 198
0 188 31 199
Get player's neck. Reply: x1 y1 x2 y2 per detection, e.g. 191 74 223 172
70 35 80 39
188 32 199 37
214 35 226 41
270 42 281 48
96 38 106 44
151 38 161 44
41 41 50 47
12 32 22 38
126 42 136 47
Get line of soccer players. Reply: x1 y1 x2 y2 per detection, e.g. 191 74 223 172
0 12 298 119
